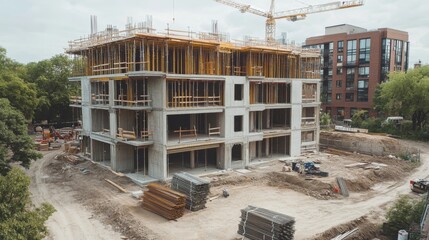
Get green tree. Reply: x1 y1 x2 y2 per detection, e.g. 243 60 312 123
0 99 41 175
320 112 331 126
0 47 38 119
26 55 73 123
375 66 429 130
351 110 367 128
384 195 425 237
0 168 55 240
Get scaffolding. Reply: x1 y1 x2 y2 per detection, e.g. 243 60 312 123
167 79 223 108
67 21 320 79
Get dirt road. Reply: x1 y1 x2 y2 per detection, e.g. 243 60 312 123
26 140 429 240
27 150 123 240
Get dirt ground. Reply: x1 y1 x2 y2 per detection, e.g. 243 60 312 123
27 135 429 240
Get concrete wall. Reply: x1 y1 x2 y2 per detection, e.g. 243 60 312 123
81 77 91 135
115 143 135 172
290 80 303 157
147 77 168 179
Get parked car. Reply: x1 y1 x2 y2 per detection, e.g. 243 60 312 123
410 179 429 193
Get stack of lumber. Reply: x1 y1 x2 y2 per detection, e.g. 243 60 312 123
141 183 187 220
238 206 295 240
171 172 210 211
39 144 49 151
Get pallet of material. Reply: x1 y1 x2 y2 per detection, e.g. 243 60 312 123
171 172 210 211
238 205 295 240
141 183 187 220
39 144 49 151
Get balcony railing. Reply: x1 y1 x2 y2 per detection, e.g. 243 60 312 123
114 94 152 107
70 96 82 105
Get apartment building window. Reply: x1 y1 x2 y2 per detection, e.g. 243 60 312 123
347 40 357 64
381 38 391 81
336 93 342 100
337 41 344 53
358 67 369 78
337 55 343 63
327 80 332 92
326 94 332 103
329 42 334 54
234 84 243 101
345 93 354 102
357 79 369 102
346 68 355 90
359 38 371 64
336 80 342 88
328 68 333 77
336 67 343 75
394 40 403 64
234 116 243 132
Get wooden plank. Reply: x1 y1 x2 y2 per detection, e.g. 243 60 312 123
105 179 128 193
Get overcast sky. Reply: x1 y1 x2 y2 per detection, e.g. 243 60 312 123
0 0 428 66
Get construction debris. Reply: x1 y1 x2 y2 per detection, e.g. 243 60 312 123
171 172 210 211
238 205 295 240
336 177 349 197
105 179 127 193
331 227 358 240
344 162 387 170
142 183 187 220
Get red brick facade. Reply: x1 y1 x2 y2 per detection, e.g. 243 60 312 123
305 25 409 120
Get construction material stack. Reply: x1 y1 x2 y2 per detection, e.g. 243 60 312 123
238 205 295 240
141 183 187 220
171 172 210 211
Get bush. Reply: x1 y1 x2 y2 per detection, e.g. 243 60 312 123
320 112 331 126
383 195 425 238
361 117 382 132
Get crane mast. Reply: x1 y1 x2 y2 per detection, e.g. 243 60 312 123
215 0 364 43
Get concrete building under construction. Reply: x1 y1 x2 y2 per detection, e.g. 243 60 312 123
67 17 321 182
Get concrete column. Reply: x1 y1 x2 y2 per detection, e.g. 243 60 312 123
190 150 195 169
108 79 115 106
224 144 232 169
243 142 250 166
265 139 270 157
109 109 117 138
110 143 118 170
290 80 303 157
217 144 225 169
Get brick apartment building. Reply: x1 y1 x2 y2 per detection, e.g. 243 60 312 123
305 24 409 120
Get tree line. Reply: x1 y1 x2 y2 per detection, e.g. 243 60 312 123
0 46 77 123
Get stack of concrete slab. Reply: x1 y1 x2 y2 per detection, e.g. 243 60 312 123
238 205 295 240
171 172 210 211
141 183 187 220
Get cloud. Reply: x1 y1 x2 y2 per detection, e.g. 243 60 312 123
0 0 427 65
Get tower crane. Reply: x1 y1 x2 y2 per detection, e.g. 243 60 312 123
214 0 364 43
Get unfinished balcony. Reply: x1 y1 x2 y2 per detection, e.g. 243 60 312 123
90 109 111 142
301 130 317 153
114 78 152 110
302 107 317 129
249 82 291 111
91 81 109 108
249 109 291 139
302 83 317 103
167 113 223 147
69 95 82 107
115 110 153 147
69 81 82 107
249 136 291 162
166 79 223 109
